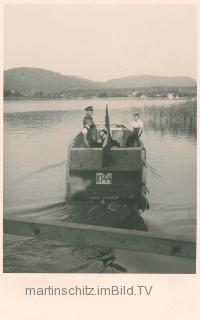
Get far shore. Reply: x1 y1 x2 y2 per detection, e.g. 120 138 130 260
4 97 188 102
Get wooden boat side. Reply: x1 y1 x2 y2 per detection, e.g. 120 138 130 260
66 128 147 204
69 147 143 171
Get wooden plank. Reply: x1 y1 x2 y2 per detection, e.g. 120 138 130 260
70 148 102 170
4 217 196 259
110 149 142 170
70 148 142 171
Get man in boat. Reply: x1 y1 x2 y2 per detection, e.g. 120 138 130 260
126 113 143 147
83 105 97 144
83 106 95 128
82 117 97 148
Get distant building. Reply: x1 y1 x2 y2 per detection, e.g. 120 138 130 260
132 91 138 97
167 93 174 99
140 94 147 99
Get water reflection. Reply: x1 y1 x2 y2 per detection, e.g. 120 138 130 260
4 107 197 141
4 110 82 134
145 121 197 137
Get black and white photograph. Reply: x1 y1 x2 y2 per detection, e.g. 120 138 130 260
3 3 197 274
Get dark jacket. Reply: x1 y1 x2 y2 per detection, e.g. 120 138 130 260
83 115 95 129
82 126 96 147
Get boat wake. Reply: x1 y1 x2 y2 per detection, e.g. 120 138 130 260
16 160 66 183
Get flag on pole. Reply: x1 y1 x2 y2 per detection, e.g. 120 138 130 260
102 105 112 168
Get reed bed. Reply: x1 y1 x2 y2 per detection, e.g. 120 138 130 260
132 99 197 134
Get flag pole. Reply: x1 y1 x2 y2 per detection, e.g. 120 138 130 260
102 104 112 168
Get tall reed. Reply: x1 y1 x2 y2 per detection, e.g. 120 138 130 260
131 99 197 134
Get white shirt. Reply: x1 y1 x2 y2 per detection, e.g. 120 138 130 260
130 119 143 129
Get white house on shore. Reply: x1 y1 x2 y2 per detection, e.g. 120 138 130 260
167 93 174 99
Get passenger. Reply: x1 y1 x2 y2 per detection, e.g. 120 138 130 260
83 105 97 143
82 118 97 148
126 113 143 147
83 106 95 129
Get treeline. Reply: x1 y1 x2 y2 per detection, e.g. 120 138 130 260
4 86 196 100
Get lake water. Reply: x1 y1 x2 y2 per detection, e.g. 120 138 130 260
3 99 196 273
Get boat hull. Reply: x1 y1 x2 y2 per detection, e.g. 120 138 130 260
68 170 142 201
66 139 148 210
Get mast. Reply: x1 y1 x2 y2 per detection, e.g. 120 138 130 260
102 104 112 168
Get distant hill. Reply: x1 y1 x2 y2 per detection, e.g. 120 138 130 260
104 75 196 88
4 67 101 94
4 67 196 94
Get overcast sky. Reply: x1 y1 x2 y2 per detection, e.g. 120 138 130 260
4 4 197 81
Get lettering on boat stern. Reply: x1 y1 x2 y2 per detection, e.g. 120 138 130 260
96 172 112 185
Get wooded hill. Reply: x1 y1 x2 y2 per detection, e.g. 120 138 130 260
4 67 196 95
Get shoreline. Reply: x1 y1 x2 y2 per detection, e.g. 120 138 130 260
4 97 188 102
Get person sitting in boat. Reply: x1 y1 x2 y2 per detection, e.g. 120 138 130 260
126 113 143 147
82 118 97 148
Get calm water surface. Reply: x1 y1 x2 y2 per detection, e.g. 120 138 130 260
4 99 196 273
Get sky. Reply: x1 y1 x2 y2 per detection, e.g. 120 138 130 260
4 4 197 81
